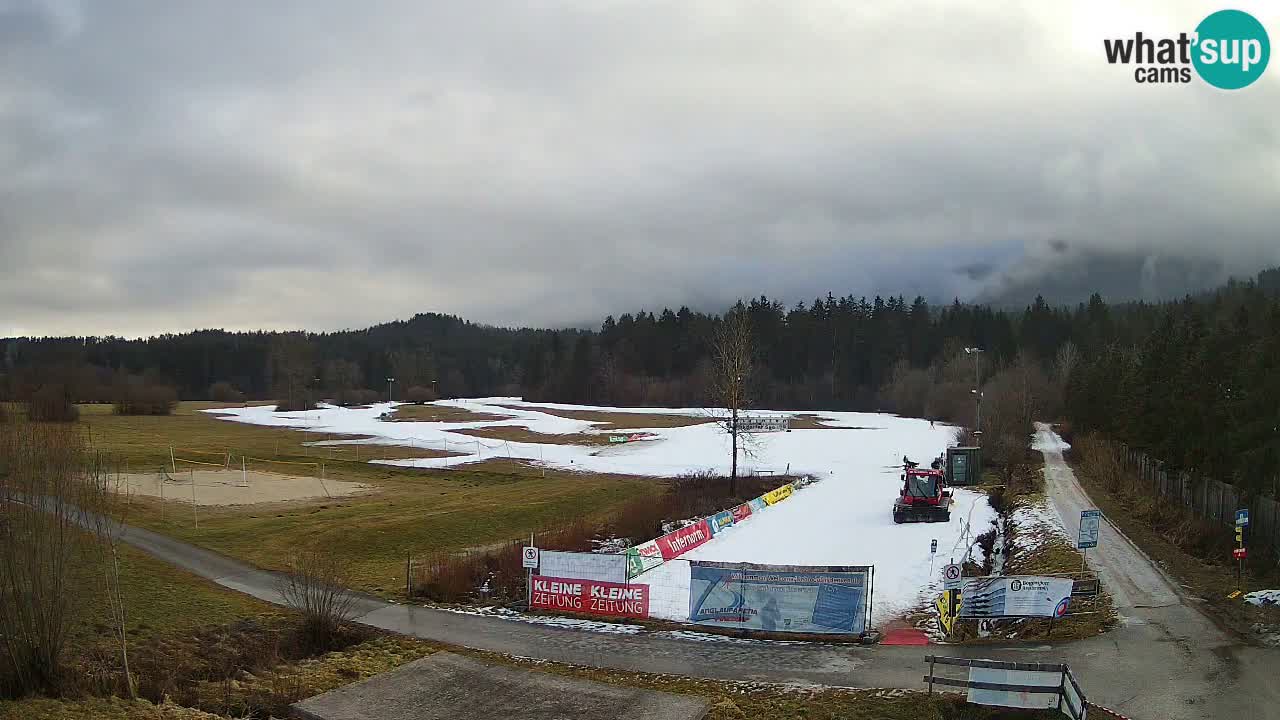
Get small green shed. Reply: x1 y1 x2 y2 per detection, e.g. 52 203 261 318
946 446 982 486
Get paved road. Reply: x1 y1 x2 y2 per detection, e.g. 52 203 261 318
1036 423 1279 720
110 433 1280 720
1035 424 1179 611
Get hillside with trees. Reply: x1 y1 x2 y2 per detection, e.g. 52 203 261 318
4 268 1279 494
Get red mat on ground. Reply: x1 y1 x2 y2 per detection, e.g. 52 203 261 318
880 628 930 646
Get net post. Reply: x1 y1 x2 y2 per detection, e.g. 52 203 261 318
169 445 176 474
191 468 198 529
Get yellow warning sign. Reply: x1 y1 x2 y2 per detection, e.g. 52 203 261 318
936 589 961 636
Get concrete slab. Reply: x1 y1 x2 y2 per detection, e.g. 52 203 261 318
291 652 709 720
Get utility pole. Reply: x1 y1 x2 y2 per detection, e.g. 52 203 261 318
386 376 395 403
731 373 740 493
964 347 984 445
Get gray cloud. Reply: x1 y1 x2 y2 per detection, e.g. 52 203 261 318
2 0 1279 337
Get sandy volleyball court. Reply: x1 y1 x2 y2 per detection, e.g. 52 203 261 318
116 469 370 506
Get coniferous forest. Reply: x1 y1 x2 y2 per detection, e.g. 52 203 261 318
4 267 1279 495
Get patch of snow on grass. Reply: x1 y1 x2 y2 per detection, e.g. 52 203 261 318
1245 590 1280 607
208 398 994 625
436 605 645 635
1009 498 1071 557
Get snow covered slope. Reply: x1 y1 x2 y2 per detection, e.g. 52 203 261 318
205 398 995 621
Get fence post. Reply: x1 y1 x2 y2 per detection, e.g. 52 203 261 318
406 552 412 598
928 656 935 694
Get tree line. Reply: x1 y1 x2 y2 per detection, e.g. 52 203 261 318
4 268 1279 493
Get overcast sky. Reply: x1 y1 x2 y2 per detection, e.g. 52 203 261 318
2 0 1278 337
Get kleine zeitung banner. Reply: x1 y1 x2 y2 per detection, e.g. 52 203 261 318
530 575 650 619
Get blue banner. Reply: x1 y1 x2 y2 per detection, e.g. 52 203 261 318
689 562 870 634
748 497 768 512
709 510 734 535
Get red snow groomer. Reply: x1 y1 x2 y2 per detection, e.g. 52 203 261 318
893 457 953 524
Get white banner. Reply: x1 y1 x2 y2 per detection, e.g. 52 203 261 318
539 550 628 584
967 668 1061 710
958 576 1074 618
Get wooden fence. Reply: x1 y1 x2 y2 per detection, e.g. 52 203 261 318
1120 444 1280 562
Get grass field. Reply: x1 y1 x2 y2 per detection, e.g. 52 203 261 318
73 402 662 598
76 402 449 478
389 404 514 423
492 404 713 429
450 425 616 446
67 535 278 655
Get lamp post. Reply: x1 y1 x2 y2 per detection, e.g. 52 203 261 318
964 347 984 445
386 377 395 404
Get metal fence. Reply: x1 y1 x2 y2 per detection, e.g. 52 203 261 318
1120 444 1280 561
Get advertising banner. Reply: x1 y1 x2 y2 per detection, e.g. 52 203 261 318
625 539 663 578
710 510 735 535
539 551 627 584
737 416 790 433
689 562 870 634
749 497 768 512
656 519 713 560
530 576 649 619
761 484 793 505
958 576 1074 619
730 503 753 523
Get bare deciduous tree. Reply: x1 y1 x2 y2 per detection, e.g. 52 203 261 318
278 549 357 649
81 460 136 699
1053 341 1080 385
707 302 755 494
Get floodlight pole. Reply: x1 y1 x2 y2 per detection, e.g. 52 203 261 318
964 347 984 445
386 376 395 404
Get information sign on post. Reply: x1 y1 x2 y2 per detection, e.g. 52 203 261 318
1077 510 1101 550
522 546 540 569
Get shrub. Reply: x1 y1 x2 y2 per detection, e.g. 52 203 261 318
113 384 177 416
277 550 357 651
0 419 103 696
403 385 438 404
411 473 794 603
274 393 318 412
208 381 245 403
351 388 380 405
27 384 78 422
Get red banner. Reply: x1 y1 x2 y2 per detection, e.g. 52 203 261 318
656 518 712 560
530 576 650 619
730 503 753 523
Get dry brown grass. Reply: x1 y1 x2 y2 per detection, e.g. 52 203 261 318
388 404 513 423
492 404 712 430
449 426 616 446
789 414 857 429
412 473 789 603
1069 434 1280 639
